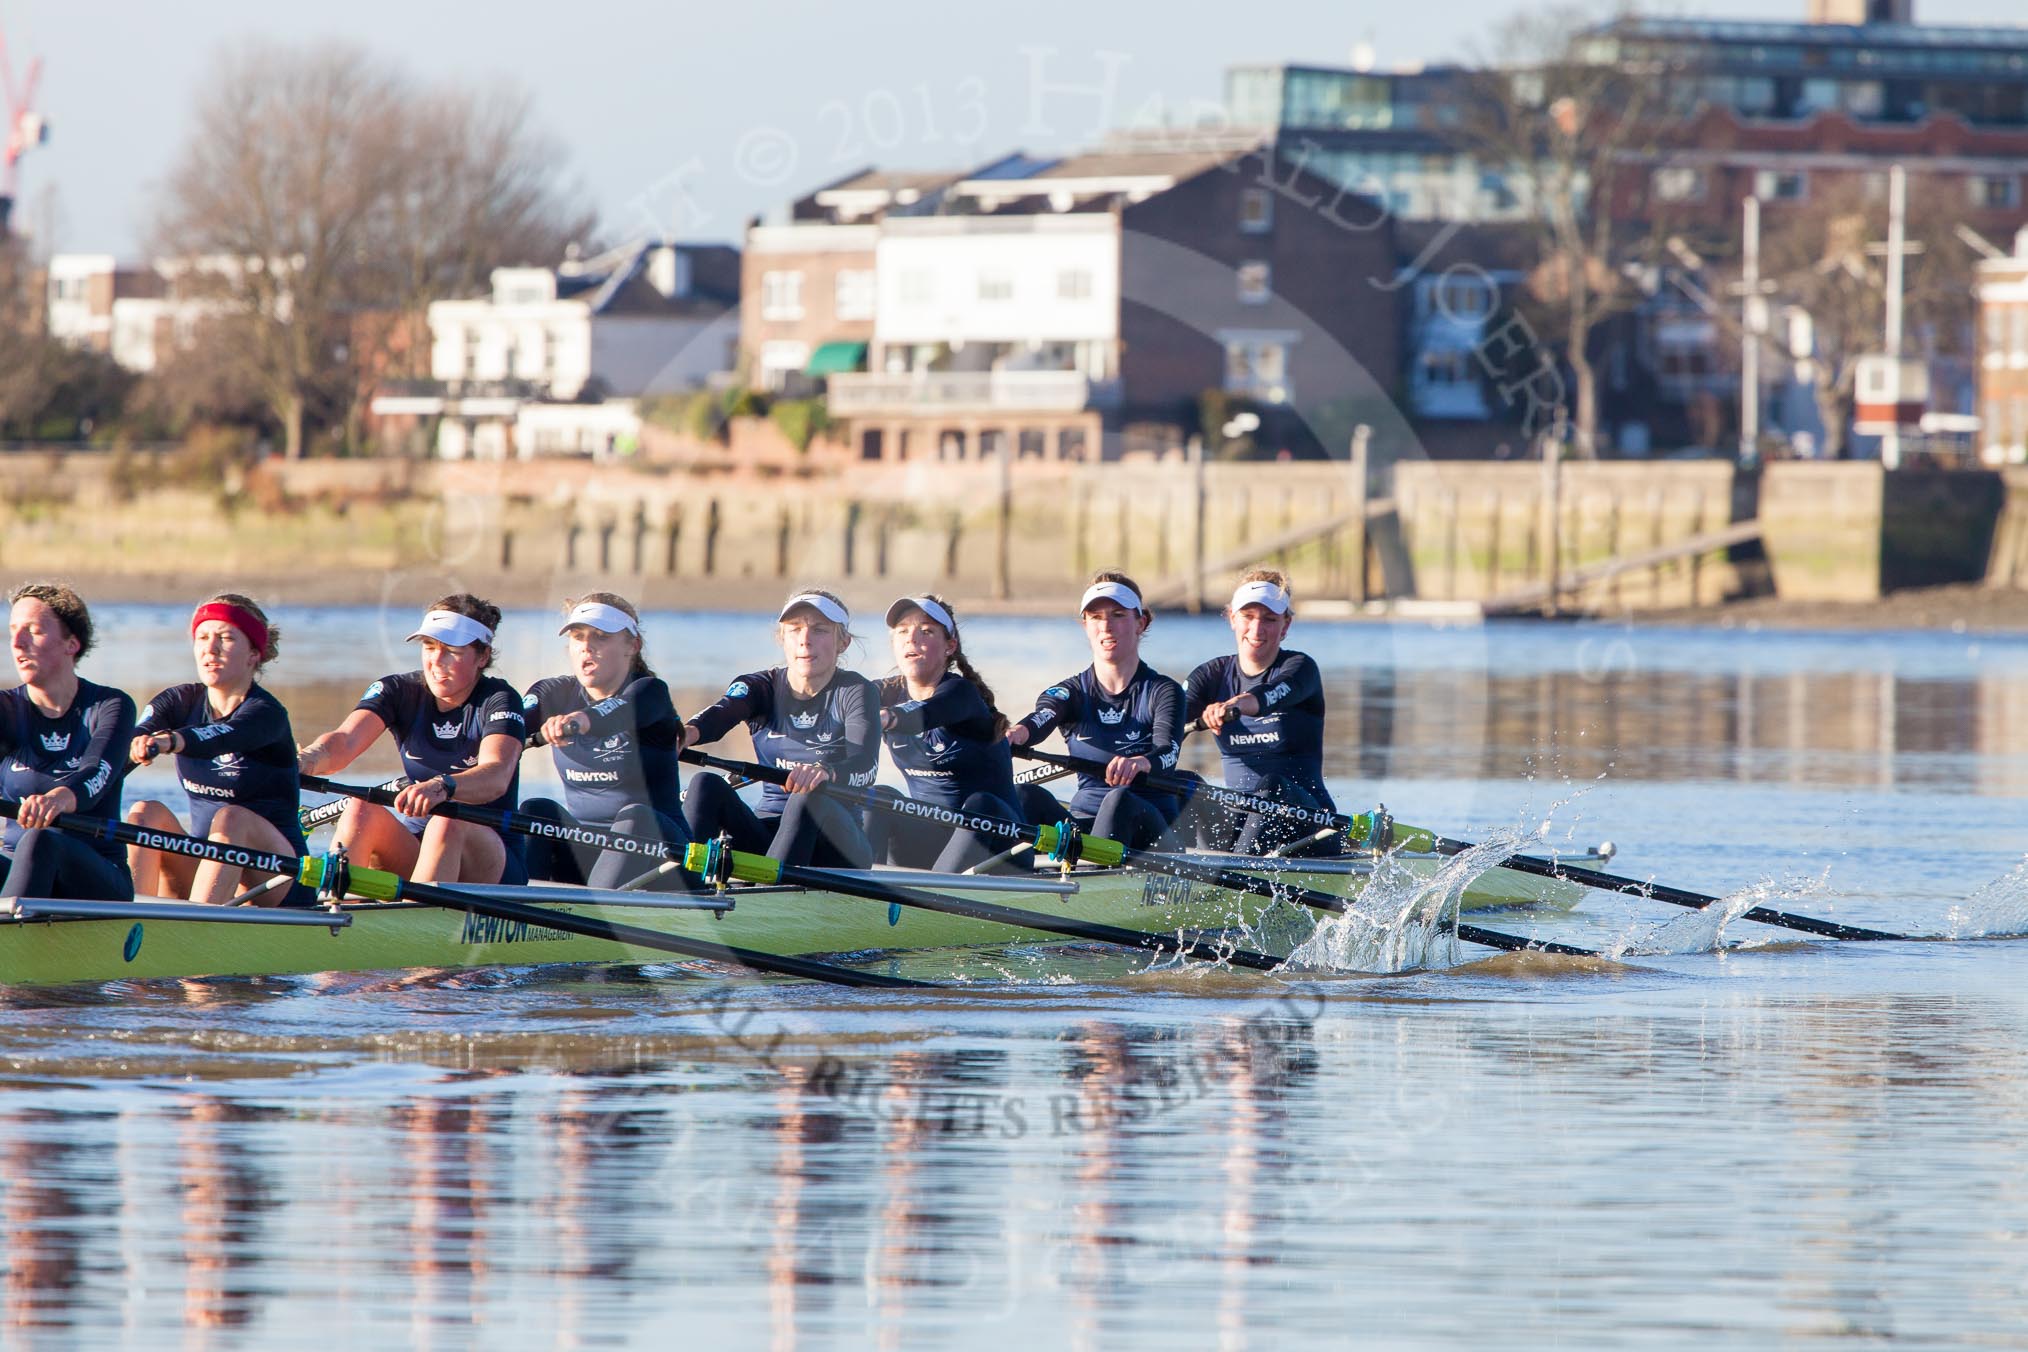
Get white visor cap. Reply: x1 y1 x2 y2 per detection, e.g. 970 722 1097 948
778 592 850 626
884 596 956 634
1079 580 1144 615
559 601 640 637
1230 580 1291 615
406 609 495 648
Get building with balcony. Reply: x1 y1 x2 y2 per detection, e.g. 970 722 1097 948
371 238 739 459
770 138 1400 462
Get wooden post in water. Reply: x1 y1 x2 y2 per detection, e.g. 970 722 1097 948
1348 425 1370 603
1484 492 1502 596
1188 435 1207 613
994 445 1012 600
1541 430 1564 618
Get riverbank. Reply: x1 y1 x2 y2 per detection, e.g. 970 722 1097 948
1636 581 2028 633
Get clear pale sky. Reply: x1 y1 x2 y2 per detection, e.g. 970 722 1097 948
9 0 2026 257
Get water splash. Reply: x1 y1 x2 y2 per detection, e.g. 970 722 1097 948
1286 826 1535 975
1608 870 1832 957
1942 855 2028 939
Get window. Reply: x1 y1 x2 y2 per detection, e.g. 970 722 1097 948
1224 336 1290 402
977 270 1013 302
1971 175 2020 210
2013 306 2028 360
1239 187 1274 234
899 270 935 305
1430 276 1492 321
1418 350 1474 386
1651 167 1705 203
834 269 875 321
1754 170 1807 202
1985 303 2007 354
761 270 804 320
758 340 810 391
1237 261 1272 304
1057 268 1093 301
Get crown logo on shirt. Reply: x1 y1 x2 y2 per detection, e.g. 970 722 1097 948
789 711 819 730
432 718 462 740
1096 706 1126 725
38 730 69 752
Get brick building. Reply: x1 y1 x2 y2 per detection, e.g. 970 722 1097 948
1976 229 2028 463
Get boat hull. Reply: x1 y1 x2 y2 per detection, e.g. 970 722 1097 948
0 855 1583 987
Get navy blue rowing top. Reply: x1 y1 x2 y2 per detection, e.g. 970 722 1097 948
136 682 305 849
880 673 1017 810
524 673 684 825
0 678 135 866
355 671 525 807
1183 650 1334 806
1014 662 1182 818
689 667 879 816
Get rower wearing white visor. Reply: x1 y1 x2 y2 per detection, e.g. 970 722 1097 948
520 592 696 891
679 588 879 869
871 593 1023 873
1006 570 1187 852
297 594 527 887
1183 569 1338 856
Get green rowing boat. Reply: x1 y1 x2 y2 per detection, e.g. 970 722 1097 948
0 853 1584 987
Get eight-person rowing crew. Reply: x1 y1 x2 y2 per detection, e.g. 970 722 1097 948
0 567 1334 908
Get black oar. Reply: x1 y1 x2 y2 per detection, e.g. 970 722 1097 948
678 750 1592 958
1012 746 1909 944
2 802 929 990
301 773 688 867
1013 718 1205 792
300 775 407 832
308 773 1284 971
685 839 1285 972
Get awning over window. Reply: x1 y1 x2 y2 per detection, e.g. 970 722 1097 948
804 340 869 376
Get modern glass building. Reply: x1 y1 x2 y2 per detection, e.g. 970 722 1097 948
1585 15 2028 128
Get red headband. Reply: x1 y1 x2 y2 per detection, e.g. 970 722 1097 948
191 602 269 655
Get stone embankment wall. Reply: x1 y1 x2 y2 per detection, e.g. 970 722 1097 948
0 449 2010 612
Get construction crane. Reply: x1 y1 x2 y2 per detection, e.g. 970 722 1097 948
0 16 47 237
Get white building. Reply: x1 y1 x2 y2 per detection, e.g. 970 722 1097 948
372 239 740 460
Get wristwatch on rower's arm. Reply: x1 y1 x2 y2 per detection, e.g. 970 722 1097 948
437 774 457 800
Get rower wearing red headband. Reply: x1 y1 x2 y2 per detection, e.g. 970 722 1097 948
126 593 310 905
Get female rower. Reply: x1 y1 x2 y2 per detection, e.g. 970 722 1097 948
1005 571 1186 852
125 594 310 904
680 590 877 868
1183 570 1338 856
874 594 1021 874
296 595 527 886
521 593 695 891
0 583 136 904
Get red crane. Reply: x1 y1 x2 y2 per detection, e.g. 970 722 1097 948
0 18 46 234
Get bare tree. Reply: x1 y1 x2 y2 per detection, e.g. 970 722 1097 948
1453 5 1665 457
153 41 591 456
1756 176 1977 458
370 85 595 380
0 238 57 434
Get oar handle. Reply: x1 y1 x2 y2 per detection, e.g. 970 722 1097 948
680 747 790 785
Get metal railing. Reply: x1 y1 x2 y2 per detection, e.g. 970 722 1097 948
827 369 1119 414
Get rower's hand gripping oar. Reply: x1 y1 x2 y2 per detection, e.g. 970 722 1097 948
300 775 408 833
0 800 930 990
1010 745 1909 943
676 749 1593 958
1013 718 1205 792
